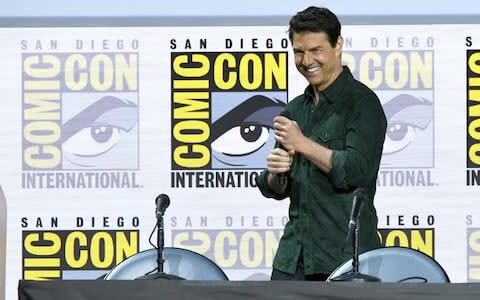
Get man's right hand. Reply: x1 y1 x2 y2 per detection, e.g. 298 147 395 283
267 147 293 176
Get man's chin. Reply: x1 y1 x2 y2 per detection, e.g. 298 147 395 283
305 77 322 85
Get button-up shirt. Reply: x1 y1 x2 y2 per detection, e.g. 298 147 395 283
256 66 387 275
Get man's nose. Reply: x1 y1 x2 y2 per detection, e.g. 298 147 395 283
302 51 314 65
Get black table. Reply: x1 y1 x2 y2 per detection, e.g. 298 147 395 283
18 280 480 300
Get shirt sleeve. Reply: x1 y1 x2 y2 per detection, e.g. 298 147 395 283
328 151 349 190
328 93 387 190
255 170 288 200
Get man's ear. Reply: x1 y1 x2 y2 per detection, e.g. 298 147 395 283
335 36 344 56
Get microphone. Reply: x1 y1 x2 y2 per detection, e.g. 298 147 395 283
155 194 170 218
348 188 367 233
277 110 292 185
333 187 381 282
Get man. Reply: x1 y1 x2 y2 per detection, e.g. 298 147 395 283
255 6 387 280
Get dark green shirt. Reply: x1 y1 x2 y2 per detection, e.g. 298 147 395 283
256 66 387 275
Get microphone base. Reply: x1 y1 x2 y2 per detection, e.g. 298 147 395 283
329 272 380 283
135 272 185 280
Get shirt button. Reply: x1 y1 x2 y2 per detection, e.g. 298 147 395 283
303 212 307 217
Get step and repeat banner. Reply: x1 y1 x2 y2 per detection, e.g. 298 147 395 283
1 23 480 299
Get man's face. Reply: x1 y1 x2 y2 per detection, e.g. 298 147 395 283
292 31 343 91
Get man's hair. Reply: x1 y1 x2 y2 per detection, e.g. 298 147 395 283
288 6 341 48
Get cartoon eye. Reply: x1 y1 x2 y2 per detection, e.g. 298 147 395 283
383 122 418 154
210 94 286 167
63 125 121 157
381 94 433 156
212 123 270 155
61 96 138 166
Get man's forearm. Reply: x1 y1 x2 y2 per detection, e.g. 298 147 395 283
295 136 333 174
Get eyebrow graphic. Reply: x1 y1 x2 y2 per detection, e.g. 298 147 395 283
60 96 138 144
211 95 285 141
383 94 433 130
383 94 432 119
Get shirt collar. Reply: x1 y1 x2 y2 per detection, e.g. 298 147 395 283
304 66 354 104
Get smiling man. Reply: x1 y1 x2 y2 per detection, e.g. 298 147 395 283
255 6 387 281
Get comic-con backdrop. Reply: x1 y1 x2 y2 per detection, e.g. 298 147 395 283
1 24 480 299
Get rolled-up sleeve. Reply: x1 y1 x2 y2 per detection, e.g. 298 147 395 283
255 170 288 200
328 150 349 190
328 94 387 189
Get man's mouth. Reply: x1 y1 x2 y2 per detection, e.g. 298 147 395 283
305 66 320 73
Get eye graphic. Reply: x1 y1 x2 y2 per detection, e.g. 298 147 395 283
61 96 138 167
211 94 285 167
382 94 433 155
211 122 270 156
63 125 121 157
383 122 418 154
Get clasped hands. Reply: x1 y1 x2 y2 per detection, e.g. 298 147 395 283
267 114 303 176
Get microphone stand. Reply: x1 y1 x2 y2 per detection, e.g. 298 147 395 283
330 218 380 282
135 205 183 280
156 212 165 274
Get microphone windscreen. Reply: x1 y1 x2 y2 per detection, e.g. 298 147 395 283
156 194 170 209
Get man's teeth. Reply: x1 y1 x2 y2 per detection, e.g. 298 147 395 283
306 66 320 73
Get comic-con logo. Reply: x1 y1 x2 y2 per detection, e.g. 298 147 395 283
467 226 480 281
466 50 480 185
171 227 434 280
22 229 138 280
170 52 287 188
21 52 140 189
343 45 435 187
